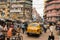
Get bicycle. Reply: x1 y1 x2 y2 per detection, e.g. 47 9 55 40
17 32 23 40
10 35 17 40
9 32 23 40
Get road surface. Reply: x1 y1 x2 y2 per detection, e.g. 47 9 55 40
21 29 59 40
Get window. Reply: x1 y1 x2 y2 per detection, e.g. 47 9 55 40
18 17 20 19
8 10 10 12
16 0 21 1
15 8 18 9
10 0 16 2
48 17 49 20
30 23 38 27
7 14 10 16
56 16 60 21
8 6 10 8
3 8 5 10
1 12 5 16
4 0 7 2
57 17 60 21
26 0 32 2
0 0 7 2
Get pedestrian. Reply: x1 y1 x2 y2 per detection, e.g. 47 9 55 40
0 25 3 40
7 25 13 40
3 24 8 31
43 25 47 33
14 23 17 30
12 28 17 36
48 32 55 40
55 25 58 31
21 23 25 34
2 24 7 40
16 25 21 33
0 25 3 31
0 31 4 40
49 23 54 33
24 22 28 31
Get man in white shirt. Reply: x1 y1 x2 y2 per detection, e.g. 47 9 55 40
49 24 55 33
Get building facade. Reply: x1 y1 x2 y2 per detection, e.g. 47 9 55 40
32 8 41 22
0 0 9 20
44 0 60 24
0 0 32 22
10 0 32 21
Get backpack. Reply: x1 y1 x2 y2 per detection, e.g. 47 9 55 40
12 29 16 36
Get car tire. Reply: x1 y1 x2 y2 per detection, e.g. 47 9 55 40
40 32 42 34
27 33 30 36
36 34 40 37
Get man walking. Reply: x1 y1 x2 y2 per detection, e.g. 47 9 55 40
48 32 55 40
49 24 54 33
21 23 25 33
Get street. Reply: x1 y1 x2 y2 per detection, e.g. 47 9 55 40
0 0 60 40
21 29 59 40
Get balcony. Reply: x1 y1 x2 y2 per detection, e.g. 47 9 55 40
25 1 32 4
0 5 7 8
10 0 24 3
0 2 6 4
10 9 21 12
10 0 32 4
11 4 23 8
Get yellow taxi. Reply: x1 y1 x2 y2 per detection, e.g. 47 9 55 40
26 23 42 35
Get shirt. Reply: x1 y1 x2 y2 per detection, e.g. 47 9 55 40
50 26 54 32
21 24 25 28
0 25 3 31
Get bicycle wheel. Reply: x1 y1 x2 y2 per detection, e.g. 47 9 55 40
20 36 23 40
10 36 17 40
17 36 23 40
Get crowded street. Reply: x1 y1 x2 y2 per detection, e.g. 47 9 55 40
0 0 60 40
21 28 59 40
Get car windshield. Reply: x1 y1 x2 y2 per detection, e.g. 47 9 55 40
30 23 38 27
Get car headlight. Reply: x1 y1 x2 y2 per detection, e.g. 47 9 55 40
37 29 40 32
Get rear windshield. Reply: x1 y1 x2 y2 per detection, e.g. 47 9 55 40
30 23 38 27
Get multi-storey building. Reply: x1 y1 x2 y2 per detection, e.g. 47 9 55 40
10 0 32 21
32 8 41 22
44 0 60 24
0 0 32 22
0 0 9 20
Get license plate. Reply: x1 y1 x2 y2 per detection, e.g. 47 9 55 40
12 37 15 39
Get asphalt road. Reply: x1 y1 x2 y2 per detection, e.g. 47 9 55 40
21 29 59 40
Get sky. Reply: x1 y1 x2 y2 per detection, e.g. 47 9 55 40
33 0 44 18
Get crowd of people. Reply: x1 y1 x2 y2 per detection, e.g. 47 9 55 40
0 21 60 40
0 21 28 40
42 23 60 40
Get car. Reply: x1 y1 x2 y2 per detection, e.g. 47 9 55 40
26 23 42 36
